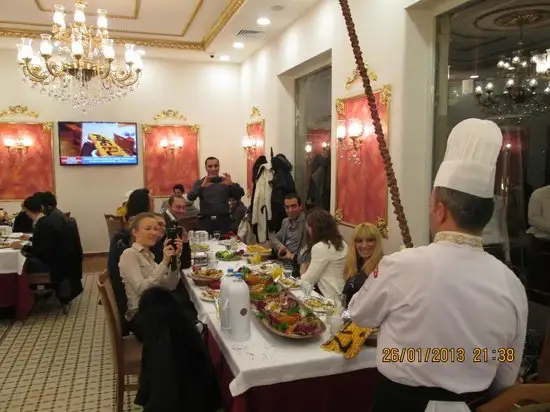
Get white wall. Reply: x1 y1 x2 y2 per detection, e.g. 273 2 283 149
240 0 446 251
0 50 244 253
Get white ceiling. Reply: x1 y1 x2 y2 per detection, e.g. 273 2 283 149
0 0 320 62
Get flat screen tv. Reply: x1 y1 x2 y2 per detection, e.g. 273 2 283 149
58 121 138 166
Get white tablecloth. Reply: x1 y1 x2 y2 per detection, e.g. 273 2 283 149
0 248 26 275
186 241 376 396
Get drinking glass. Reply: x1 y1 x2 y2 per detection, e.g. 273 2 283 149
213 231 221 241
301 281 313 298
283 268 293 278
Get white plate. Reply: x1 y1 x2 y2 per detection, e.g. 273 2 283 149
278 277 301 289
199 289 220 302
302 296 335 313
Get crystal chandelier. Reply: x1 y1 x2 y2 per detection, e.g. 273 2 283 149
475 45 550 118
16 1 145 113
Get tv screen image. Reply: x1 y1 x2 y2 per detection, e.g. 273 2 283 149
58 121 138 165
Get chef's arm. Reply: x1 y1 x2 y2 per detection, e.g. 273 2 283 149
489 299 528 396
528 193 550 233
348 258 394 328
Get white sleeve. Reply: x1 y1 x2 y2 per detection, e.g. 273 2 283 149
301 243 327 287
348 255 396 328
490 289 528 395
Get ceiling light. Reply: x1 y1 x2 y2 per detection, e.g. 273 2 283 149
470 74 479 79
233 42 244 49
219 55 230 61
271 5 284 11
257 17 271 26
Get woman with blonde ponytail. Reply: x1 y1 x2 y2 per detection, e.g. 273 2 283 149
342 223 384 307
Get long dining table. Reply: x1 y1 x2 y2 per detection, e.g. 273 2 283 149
0 231 33 319
181 240 379 412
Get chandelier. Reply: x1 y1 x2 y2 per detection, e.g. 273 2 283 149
15 1 145 113
475 45 550 118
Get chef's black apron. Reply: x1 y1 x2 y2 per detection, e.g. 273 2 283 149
370 374 488 412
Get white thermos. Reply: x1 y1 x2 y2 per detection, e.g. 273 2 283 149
219 268 234 331
227 272 250 341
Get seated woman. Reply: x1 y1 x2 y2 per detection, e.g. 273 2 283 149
342 222 384 307
118 212 183 337
301 209 348 299
229 184 247 234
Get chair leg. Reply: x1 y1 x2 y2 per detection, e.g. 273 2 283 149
61 304 68 315
115 375 124 412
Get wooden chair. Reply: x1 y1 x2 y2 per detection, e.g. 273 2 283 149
97 270 141 412
105 214 125 241
25 266 68 315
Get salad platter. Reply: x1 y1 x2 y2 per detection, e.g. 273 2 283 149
302 296 335 313
254 289 326 339
216 250 244 261
191 243 209 252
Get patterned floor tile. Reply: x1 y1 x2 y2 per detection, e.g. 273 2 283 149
0 273 141 411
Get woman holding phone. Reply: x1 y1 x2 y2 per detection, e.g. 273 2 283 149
119 212 184 337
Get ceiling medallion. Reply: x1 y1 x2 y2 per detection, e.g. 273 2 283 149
16 1 145 113
494 10 550 28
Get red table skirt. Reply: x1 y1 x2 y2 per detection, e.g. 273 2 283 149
206 330 379 412
0 273 34 320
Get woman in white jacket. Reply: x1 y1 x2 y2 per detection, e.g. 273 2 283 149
301 209 348 299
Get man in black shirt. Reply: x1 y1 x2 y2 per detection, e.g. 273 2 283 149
187 157 242 235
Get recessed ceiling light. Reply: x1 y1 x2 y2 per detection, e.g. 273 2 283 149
470 74 479 79
219 55 230 61
233 42 244 49
257 17 271 26
271 5 284 11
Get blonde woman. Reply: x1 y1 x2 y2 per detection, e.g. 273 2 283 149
342 223 384 307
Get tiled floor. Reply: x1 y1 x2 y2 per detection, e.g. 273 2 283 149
0 273 141 412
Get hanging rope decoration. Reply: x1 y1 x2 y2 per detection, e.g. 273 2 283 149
338 0 413 248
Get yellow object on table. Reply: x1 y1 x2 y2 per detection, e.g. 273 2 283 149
89 134 128 157
250 253 262 265
321 321 375 360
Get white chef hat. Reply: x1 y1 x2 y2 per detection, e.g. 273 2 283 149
433 118 503 198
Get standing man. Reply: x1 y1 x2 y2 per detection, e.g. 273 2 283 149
349 119 528 412
187 157 242 235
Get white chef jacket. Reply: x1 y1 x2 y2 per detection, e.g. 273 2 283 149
348 231 528 395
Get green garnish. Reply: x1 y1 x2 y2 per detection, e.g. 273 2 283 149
250 293 265 301
264 284 279 294
257 311 267 320
274 322 289 332
286 305 300 315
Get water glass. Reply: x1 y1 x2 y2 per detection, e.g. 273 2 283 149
301 281 313 298
213 231 221 241
283 268 293 278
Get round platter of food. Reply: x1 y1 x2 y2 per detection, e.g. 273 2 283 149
302 296 335 313
278 277 301 289
190 268 223 286
215 250 244 261
199 288 220 302
191 243 209 253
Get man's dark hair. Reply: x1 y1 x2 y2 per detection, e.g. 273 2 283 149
40 191 57 211
168 195 184 206
126 188 151 220
434 187 494 233
23 194 43 213
205 156 219 166
284 193 301 206
173 184 184 193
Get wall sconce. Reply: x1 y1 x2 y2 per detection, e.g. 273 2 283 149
159 137 184 154
242 136 263 160
3 136 32 155
337 118 374 163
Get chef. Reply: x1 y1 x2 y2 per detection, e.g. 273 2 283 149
349 118 528 412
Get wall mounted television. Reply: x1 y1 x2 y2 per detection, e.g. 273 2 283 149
58 121 138 166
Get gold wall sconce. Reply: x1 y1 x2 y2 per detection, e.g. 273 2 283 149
336 118 374 163
159 137 184 154
242 136 263 160
3 135 32 155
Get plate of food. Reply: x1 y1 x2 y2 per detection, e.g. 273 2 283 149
190 268 223 286
255 290 326 339
249 283 283 303
246 244 272 256
279 277 301 289
199 288 220 302
216 250 244 261
302 296 335 313
244 272 273 287
191 243 209 253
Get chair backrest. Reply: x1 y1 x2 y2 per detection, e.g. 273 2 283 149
105 214 125 241
179 215 199 231
97 270 123 375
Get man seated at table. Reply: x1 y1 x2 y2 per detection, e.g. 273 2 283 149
161 184 199 217
271 193 309 276
13 201 33 233
21 194 82 304
162 196 192 269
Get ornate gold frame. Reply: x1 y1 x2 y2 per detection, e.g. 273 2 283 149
0 0 245 50
334 66 391 238
245 106 266 198
141 109 201 198
0 104 56 201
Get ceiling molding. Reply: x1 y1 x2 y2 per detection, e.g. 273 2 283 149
34 0 142 20
0 0 247 50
